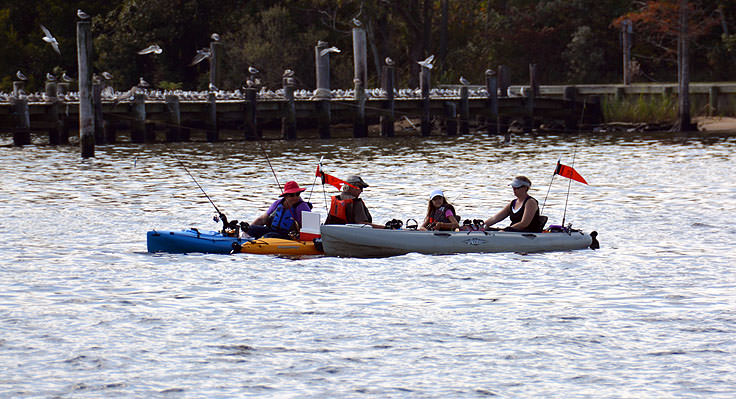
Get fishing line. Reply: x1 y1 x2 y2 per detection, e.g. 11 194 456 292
257 141 283 194
171 153 224 218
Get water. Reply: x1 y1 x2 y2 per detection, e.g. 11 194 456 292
1 132 735 397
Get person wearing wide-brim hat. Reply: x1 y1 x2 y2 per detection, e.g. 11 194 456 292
419 189 460 231
483 176 544 232
324 175 384 228
248 181 313 239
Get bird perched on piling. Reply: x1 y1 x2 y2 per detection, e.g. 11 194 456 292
352 18 362 27
210 33 220 41
320 46 341 57
283 69 295 77
46 73 56 82
385 57 394 66
62 72 73 82
77 9 90 20
190 48 211 66
459 76 470 86
417 54 434 69
40 25 61 55
138 77 150 88
16 70 27 81
208 82 218 92
138 44 162 55
248 66 259 75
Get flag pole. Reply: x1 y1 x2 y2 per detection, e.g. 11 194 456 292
540 158 559 216
561 147 579 227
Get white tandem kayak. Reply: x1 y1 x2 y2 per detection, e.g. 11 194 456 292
320 224 599 258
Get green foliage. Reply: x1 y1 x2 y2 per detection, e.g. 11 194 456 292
158 81 183 90
603 94 678 123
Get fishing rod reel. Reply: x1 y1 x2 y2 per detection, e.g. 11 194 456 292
405 219 418 230
384 219 403 230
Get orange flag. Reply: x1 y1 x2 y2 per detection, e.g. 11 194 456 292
316 166 358 190
555 161 588 184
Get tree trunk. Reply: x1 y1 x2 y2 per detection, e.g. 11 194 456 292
676 0 695 132
439 0 448 66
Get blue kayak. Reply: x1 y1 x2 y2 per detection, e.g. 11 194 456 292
147 228 248 254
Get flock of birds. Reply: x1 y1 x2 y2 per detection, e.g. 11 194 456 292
3 13 523 104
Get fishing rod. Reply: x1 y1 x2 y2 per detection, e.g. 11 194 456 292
171 153 225 220
257 141 283 194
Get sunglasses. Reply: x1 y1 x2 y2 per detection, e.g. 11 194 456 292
285 193 301 197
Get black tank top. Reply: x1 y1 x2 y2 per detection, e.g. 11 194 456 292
509 196 542 232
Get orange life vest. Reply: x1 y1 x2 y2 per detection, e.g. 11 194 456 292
326 196 354 224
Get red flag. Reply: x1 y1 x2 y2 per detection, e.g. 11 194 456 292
316 166 358 190
555 161 588 184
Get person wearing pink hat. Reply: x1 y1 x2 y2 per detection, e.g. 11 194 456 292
248 181 312 239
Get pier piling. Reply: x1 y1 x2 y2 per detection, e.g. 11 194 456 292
77 20 94 157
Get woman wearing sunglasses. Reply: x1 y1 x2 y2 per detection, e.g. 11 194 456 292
248 181 312 239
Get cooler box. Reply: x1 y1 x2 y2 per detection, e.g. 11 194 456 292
300 211 321 241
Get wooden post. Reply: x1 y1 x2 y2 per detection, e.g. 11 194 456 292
380 64 395 137
131 93 146 143
13 81 25 97
77 20 94 157
563 86 578 131
525 63 537 132
615 86 625 101
444 101 457 136
485 69 499 135
244 87 259 140
165 94 182 141
459 85 469 135
93 80 105 145
206 92 218 141
45 81 61 145
12 98 30 146
315 41 332 138
497 65 509 97
210 41 224 89
57 83 70 144
352 27 368 138
420 66 431 136
282 80 297 140
708 86 719 116
622 19 632 85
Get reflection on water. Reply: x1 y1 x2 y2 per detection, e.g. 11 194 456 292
1 131 735 397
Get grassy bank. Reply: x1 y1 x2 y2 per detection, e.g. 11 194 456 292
602 95 677 124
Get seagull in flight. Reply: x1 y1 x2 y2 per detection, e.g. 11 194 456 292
210 33 220 41
77 9 90 20
138 44 162 55
417 54 434 69
459 76 470 86
101 71 113 80
320 46 341 57
190 48 211 66
385 57 394 66
248 66 259 75
16 70 27 81
40 25 61 55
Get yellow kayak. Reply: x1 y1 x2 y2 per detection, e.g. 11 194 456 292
232 238 323 256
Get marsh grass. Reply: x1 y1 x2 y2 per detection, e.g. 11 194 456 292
603 95 678 123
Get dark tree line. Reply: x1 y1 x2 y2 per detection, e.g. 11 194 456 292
1 0 734 92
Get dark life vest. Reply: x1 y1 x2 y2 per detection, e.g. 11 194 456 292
509 196 543 232
268 199 302 233
428 204 456 224
325 195 356 224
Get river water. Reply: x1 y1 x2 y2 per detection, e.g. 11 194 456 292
1 131 735 397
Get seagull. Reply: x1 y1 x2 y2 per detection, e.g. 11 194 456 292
417 54 434 69
248 66 259 75
506 87 513 97
46 73 56 82
385 57 394 66
101 71 113 80
210 33 220 41
40 25 61 55
16 70 27 81
189 48 211 66
485 69 495 76
320 46 341 57
352 18 362 27
77 9 90 20
138 77 150 88
208 82 218 91
282 69 295 77
62 72 73 82
245 78 254 87
459 76 470 86
137 44 162 55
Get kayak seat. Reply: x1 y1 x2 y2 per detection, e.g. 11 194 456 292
538 215 548 230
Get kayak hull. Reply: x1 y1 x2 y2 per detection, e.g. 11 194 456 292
147 229 246 254
320 224 595 258
234 238 322 256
